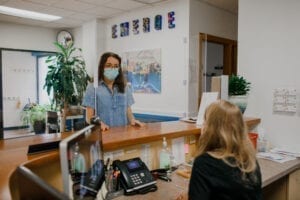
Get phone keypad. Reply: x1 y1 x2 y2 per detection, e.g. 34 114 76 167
130 173 144 185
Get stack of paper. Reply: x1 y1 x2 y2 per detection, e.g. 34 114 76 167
270 148 300 158
257 152 296 163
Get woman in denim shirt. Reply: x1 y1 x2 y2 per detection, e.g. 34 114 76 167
83 52 144 131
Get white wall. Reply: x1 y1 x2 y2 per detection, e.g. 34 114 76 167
239 0 300 151
188 0 238 116
0 22 57 51
74 19 112 86
105 0 189 116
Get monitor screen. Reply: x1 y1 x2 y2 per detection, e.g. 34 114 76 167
59 125 105 199
126 160 141 171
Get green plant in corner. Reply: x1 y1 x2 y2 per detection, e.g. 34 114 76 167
44 42 91 131
229 74 251 96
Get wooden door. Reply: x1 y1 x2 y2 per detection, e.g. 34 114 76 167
198 33 237 106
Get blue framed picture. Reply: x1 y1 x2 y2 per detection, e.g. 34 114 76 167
120 22 129 37
168 11 175 29
154 15 162 30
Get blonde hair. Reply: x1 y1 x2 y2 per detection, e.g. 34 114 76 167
197 100 257 173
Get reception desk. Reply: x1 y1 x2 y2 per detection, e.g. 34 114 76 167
2 117 299 200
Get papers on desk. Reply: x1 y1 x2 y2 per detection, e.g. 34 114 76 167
180 117 197 123
257 151 297 163
270 147 300 158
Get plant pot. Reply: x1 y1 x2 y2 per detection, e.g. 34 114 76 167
69 105 82 115
228 95 248 114
33 120 45 134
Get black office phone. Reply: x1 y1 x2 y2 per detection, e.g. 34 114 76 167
113 157 157 195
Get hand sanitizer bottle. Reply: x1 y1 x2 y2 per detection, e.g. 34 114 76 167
159 137 171 169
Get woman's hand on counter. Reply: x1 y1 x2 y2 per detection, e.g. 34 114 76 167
130 119 145 127
100 121 109 131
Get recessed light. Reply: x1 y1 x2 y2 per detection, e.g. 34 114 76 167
0 5 61 22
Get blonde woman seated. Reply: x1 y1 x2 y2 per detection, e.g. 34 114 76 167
177 100 262 200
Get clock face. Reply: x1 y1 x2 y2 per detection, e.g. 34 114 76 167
57 30 73 46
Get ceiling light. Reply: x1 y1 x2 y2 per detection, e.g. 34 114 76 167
0 6 61 22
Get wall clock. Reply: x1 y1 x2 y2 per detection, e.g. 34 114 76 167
56 30 73 46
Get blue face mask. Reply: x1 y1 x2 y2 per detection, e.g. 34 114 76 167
104 68 119 80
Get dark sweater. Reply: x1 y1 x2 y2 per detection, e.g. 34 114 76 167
188 153 262 200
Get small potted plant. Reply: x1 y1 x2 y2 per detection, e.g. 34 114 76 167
228 75 251 113
20 103 48 134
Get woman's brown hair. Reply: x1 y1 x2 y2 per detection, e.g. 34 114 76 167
98 52 125 93
197 100 257 173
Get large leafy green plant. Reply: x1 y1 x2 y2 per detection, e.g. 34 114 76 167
44 42 91 110
229 75 251 96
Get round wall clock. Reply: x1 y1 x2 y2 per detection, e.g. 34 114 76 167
56 30 73 46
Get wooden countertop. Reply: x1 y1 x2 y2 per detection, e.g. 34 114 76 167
259 158 300 188
113 159 300 200
0 118 260 199
102 117 260 151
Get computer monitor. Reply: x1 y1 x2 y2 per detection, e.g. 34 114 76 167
59 124 105 199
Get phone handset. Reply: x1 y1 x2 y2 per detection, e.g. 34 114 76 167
113 159 133 189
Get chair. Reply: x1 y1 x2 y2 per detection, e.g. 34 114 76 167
46 111 60 133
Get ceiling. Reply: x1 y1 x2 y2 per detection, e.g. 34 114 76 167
0 0 238 29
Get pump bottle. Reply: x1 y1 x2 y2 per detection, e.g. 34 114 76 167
159 137 171 169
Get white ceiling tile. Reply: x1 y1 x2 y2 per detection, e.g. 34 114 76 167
23 0 61 6
104 0 147 11
52 0 96 12
39 7 77 17
76 0 110 6
68 12 96 21
0 0 9 4
84 5 122 17
133 0 167 3
199 0 238 14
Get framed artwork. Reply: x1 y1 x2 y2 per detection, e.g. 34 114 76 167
143 17 150 33
154 15 162 30
112 24 118 39
132 19 139 35
168 11 175 29
120 22 129 37
122 49 161 94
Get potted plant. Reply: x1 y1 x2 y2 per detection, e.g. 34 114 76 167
228 74 251 113
44 42 91 131
20 103 48 134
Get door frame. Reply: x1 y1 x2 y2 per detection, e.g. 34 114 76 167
198 33 237 106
